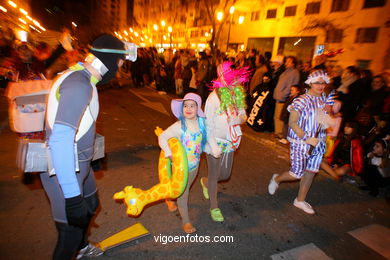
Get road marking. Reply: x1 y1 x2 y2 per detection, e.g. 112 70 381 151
348 224 390 259
270 243 333 260
128 89 169 116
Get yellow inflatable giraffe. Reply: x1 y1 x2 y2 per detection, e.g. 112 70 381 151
114 127 189 216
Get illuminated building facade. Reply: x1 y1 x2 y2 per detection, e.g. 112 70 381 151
93 0 128 32
132 0 213 49
228 0 390 73
130 0 390 72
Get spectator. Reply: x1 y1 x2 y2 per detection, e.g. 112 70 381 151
247 48 257 72
321 121 364 180
355 75 388 135
364 114 390 152
11 30 72 81
249 55 268 95
299 61 311 86
328 65 343 92
279 85 301 144
247 73 275 132
264 51 272 65
174 50 184 96
359 139 390 196
196 51 210 101
183 50 196 94
273 56 300 139
337 66 364 122
188 63 197 93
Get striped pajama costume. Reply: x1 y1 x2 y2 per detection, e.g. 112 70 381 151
287 93 328 178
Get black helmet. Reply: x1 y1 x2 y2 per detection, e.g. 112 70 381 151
90 34 125 84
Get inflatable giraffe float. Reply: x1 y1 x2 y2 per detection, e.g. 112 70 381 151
114 127 189 216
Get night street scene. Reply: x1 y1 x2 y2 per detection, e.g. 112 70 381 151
0 0 389 259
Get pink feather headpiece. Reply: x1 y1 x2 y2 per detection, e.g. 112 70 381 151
210 61 251 90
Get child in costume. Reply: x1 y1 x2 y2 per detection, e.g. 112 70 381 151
200 61 250 222
158 93 220 233
268 70 331 215
359 139 390 196
321 121 363 180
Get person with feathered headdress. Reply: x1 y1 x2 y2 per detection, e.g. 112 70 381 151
200 61 251 222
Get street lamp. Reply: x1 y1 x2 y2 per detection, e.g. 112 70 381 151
238 15 244 24
8 1 17 8
168 26 173 48
217 11 223 22
160 20 166 49
226 6 235 52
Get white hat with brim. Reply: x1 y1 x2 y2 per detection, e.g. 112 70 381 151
171 93 205 119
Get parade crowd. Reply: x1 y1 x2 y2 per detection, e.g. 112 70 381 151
1 29 389 259
1 28 389 199
130 46 390 198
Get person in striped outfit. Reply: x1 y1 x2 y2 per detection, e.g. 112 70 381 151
268 70 331 214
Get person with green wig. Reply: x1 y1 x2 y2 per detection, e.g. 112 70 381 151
200 61 251 222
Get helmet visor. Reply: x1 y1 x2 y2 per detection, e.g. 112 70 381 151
90 41 138 61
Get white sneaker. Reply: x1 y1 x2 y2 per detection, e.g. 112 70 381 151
76 243 103 259
293 198 315 214
268 174 279 195
278 138 289 145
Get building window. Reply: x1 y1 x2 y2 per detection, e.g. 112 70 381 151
266 9 277 18
284 6 297 17
190 30 198 38
355 27 379 43
331 0 350 12
305 2 321 14
251 11 260 21
363 0 386 8
326 29 343 43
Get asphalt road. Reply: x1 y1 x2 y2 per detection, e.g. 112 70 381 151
0 84 389 260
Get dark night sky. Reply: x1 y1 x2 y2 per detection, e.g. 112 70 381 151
32 0 92 30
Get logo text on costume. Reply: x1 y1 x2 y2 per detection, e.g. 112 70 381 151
247 90 269 125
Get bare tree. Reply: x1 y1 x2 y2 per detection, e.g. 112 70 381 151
202 0 237 64
301 17 357 54
302 18 340 34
